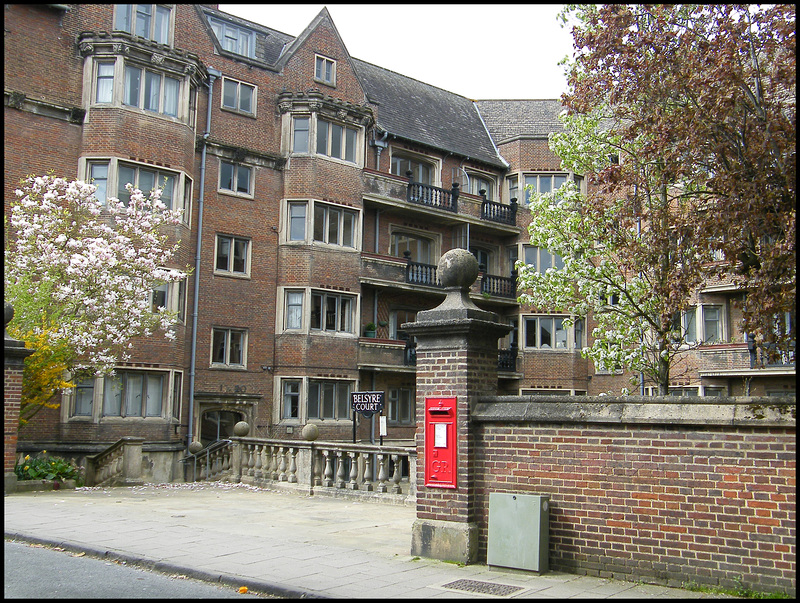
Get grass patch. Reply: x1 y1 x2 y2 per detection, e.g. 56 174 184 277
683 577 791 599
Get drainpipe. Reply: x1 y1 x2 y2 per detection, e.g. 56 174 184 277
187 66 221 453
372 127 388 169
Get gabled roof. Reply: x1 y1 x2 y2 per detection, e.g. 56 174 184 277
474 99 566 143
352 59 506 168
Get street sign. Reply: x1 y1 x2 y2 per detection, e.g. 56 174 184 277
350 391 385 417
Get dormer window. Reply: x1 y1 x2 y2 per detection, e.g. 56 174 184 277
209 16 255 58
315 55 336 86
114 4 172 45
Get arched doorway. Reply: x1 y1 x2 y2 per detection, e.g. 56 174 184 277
200 410 243 447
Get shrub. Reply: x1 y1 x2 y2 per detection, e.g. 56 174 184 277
15 450 83 485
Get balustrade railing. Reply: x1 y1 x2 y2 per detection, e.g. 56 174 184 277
406 173 458 212
85 437 145 487
481 272 517 298
406 260 441 287
185 438 417 503
481 198 517 225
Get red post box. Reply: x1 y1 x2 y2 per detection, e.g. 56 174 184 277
424 397 457 488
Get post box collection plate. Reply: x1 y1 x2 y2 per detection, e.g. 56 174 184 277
424 396 457 488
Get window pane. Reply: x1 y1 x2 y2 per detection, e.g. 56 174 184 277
336 384 349 419
685 308 696 342
216 236 231 271
283 381 300 418
118 165 136 206
144 71 161 111
124 65 141 107
313 204 326 242
212 329 227 363
345 128 357 163
342 211 354 247
315 56 324 80
220 161 234 191
540 318 553 348
293 117 309 153
229 331 244 365
236 165 250 194
159 173 175 209
145 374 163 417
339 297 352 332
289 203 306 241
239 84 253 113
523 246 536 267
327 207 340 244
75 379 94 416
125 373 143 416
540 249 552 272
96 63 115 103
308 382 320 418
330 123 343 159
310 294 322 329
321 382 335 418
232 238 248 273
524 175 537 204
163 76 179 116
554 318 567 348
316 119 328 155
172 373 182 419
103 376 122 416
138 169 156 195
115 4 132 32
135 4 152 38
222 79 237 108
554 175 567 190
525 318 537 348
286 291 303 329
90 163 108 205
154 6 170 44
540 176 552 194
325 296 337 331
704 307 721 343
152 283 167 312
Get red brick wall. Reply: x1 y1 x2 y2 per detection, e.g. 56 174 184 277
4 365 24 475
473 421 796 595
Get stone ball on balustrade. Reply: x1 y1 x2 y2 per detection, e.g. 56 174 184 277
233 421 250 437
301 423 319 441
188 440 203 454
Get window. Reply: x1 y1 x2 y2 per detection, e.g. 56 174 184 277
171 372 182 420
524 316 571 349
86 159 190 222
123 64 179 117
390 309 417 340
702 306 723 343
221 78 255 115
313 203 356 247
669 387 699 397
211 328 247 367
703 386 726 397
288 202 307 241
102 370 164 417
671 307 697 344
283 380 301 419
308 380 351 420
388 388 415 425
73 378 95 417
219 161 252 196
316 118 358 162
292 117 310 153
522 245 564 273
507 175 519 203
285 290 304 330
95 62 115 103
392 154 433 185
467 173 495 200
209 16 255 58
314 55 336 86
151 277 187 322
523 173 577 205
470 247 492 272
310 291 354 334
115 4 172 45
117 163 177 208
215 235 250 276
391 232 433 264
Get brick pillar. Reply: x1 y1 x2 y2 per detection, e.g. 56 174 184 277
5 302 33 493
403 250 510 563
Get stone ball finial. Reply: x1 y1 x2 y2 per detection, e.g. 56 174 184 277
233 421 250 437
438 248 479 289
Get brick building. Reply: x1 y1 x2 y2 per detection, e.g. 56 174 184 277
4 5 795 479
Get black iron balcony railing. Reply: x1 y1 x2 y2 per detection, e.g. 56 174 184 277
481 196 518 226
481 271 517 299
406 171 459 212
498 345 518 372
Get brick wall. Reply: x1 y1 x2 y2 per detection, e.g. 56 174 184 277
472 398 796 595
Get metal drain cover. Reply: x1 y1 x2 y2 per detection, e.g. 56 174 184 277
442 579 524 596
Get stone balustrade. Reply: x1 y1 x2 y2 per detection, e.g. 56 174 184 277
187 437 416 505
85 437 145 487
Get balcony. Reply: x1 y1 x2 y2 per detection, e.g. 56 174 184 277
481 197 518 226
698 342 796 378
406 176 458 212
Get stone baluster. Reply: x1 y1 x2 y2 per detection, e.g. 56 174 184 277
391 454 402 494
322 449 334 487
278 446 287 481
348 451 359 490
246 444 255 478
254 443 263 480
336 451 346 489
288 447 298 483
311 449 322 487
363 453 373 491
377 453 388 493
223 447 230 473
270 445 279 480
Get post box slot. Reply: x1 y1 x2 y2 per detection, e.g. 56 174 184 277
428 408 452 414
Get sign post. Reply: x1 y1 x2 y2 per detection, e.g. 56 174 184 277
350 391 385 443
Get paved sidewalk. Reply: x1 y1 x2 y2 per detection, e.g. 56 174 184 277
5 482 731 599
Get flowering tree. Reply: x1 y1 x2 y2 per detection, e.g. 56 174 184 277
5 174 188 422
559 4 795 362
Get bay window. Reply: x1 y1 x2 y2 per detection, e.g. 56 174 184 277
102 370 164 417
